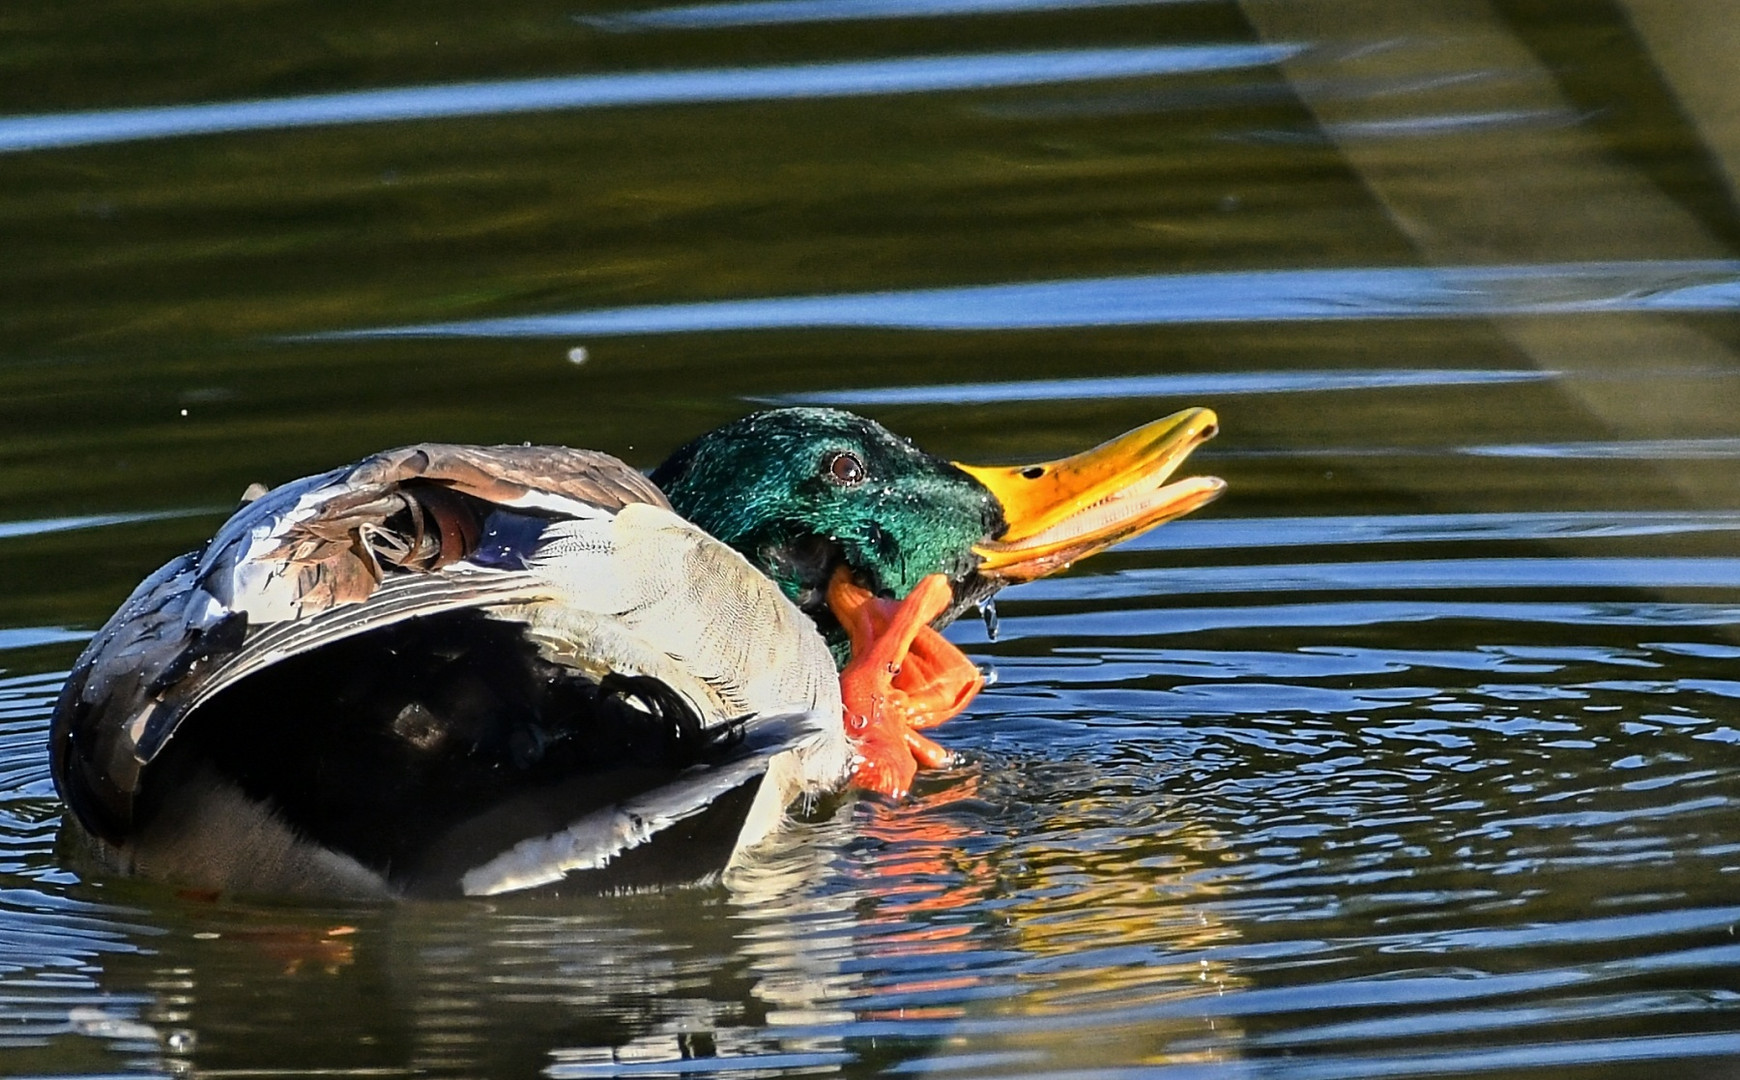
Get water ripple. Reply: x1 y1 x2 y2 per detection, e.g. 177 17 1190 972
0 45 1296 154
764 368 1550 405
546 1048 853 1076
1003 600 1740 640
1243 990 1724 1050
1325 107 1584 139
582 0 1191 31
306 260 1740 339
1464 438 1740 460
1222 1030 1740 1080
1131 511 1740 552
0 628 90 653
0 508 210 543
1018 557 1740 602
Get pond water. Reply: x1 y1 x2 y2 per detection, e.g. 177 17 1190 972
5 1 1740 1077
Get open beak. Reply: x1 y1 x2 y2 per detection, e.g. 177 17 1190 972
955 407 1224 583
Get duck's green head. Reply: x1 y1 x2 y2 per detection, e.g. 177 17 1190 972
652 407 1224 653
653 409 991 609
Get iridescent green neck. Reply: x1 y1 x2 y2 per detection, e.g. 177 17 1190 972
652 408 1001 655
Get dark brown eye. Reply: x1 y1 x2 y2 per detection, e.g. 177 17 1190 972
824 450 866 486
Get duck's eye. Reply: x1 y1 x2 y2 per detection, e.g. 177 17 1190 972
823 450 867 486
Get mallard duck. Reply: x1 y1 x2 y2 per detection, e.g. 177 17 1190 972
50 406 1221 899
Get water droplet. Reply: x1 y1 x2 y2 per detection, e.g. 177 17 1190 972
978 598 999 640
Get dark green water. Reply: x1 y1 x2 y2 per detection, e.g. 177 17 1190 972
6 1 1740 1076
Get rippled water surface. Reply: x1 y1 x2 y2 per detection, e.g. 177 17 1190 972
6 1 1740 1076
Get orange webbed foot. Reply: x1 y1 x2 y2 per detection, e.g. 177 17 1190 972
831 568 984 798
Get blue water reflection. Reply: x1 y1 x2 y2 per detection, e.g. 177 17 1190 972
582 0 1193 31
0 628 89 651
306 261 1740 339
1130 512 1740 552
1465 438 1740 460
1002 601 1740 641
0 509 210 543
766 369 1550 405
0 44 1296 154
1017 557 1740 602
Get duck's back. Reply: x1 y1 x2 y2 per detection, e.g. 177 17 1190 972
51 443 846 899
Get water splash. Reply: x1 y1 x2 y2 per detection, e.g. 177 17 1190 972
978 598 1001 641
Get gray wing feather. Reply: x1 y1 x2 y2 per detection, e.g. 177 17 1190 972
201 443 666 622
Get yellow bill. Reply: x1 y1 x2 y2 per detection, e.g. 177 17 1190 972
957 407 1224 582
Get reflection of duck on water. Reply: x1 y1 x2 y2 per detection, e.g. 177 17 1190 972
50 407 1221 899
